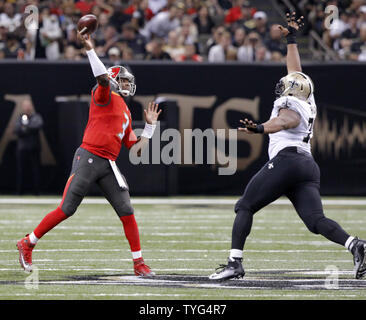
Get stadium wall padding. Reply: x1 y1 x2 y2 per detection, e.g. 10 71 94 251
0 60 365 195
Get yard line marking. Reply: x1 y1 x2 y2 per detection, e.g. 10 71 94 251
0 258 353 263
0 293 359 298
0 249 345 253
0 197 366 206
0 267 356 273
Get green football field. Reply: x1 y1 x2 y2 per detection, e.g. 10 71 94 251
1 196 366 300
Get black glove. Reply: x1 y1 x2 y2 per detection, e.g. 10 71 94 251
285 12 304 45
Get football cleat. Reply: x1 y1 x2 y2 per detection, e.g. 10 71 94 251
351 237 366 279
16 234 35 272
209 257 245 280
133 257 155 277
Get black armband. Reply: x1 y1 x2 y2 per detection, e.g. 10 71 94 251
286 26 297 44
255 124 264 133
247 124 264 134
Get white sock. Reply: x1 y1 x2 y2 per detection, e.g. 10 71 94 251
229 249 243 260
345 236 355 252
132 250 142 260
29 232 39 245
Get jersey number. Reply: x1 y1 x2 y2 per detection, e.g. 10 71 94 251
303 117 314 143
118 113 129 140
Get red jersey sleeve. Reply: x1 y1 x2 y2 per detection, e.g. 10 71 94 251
122 123 138 149
92 84 111 106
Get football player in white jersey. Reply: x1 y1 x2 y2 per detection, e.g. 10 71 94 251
209 12 366 281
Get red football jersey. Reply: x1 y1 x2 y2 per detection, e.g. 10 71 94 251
80 84 138 161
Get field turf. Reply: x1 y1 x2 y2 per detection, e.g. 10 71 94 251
1 196 366 300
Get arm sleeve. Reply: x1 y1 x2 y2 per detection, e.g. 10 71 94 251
92 84 111 106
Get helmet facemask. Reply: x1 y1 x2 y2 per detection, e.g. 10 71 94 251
275 78 285 97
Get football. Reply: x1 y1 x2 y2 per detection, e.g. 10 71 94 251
77 14 98 35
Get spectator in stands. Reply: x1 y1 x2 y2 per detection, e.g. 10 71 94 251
90 0 114 19
185 0 201 15
141 3 184 40
94 12 110 43
206 25 225 52
2 32 22 58
0 23 6 51
232 27 246 48
206 0 225 26
208 30 235 62
0 2 21 33
194 4 215 35
176 15 198 45
75 0 96 16
60 2 77 32
270 50 285 62
326 9 349 50
254 45 271 61
108 2 131 33
95 24 119 57
342 11 360 40
119 22 146 56
37 7 63 60
107 46 122 63
224 0 251 25
122 45 134 60
144 37 172 60
349 0 365 12
164 30 185 60
265 24 287 56
148 0 168 14
336 11 362 58
64 28 83 51
237 31 267 62
129 0 154 29
251 11 269 39
63 45 81 60
177 43 203 61
349 24 366 61
358 5 366 28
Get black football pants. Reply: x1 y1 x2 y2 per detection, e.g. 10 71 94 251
59 147 133 217
232 147 350 250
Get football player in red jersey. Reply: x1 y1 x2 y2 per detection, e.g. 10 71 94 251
16 31 161 277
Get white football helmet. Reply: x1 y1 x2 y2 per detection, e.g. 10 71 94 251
107 65 136 97
275 72 314 101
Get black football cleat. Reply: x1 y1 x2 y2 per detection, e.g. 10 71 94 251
351 237 366 279
209 257 245 280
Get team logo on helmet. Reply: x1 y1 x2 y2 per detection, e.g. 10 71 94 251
108 67 122 79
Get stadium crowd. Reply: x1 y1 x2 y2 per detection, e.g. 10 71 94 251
0 0 365 61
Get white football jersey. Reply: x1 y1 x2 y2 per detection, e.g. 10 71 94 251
268 94 317 159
